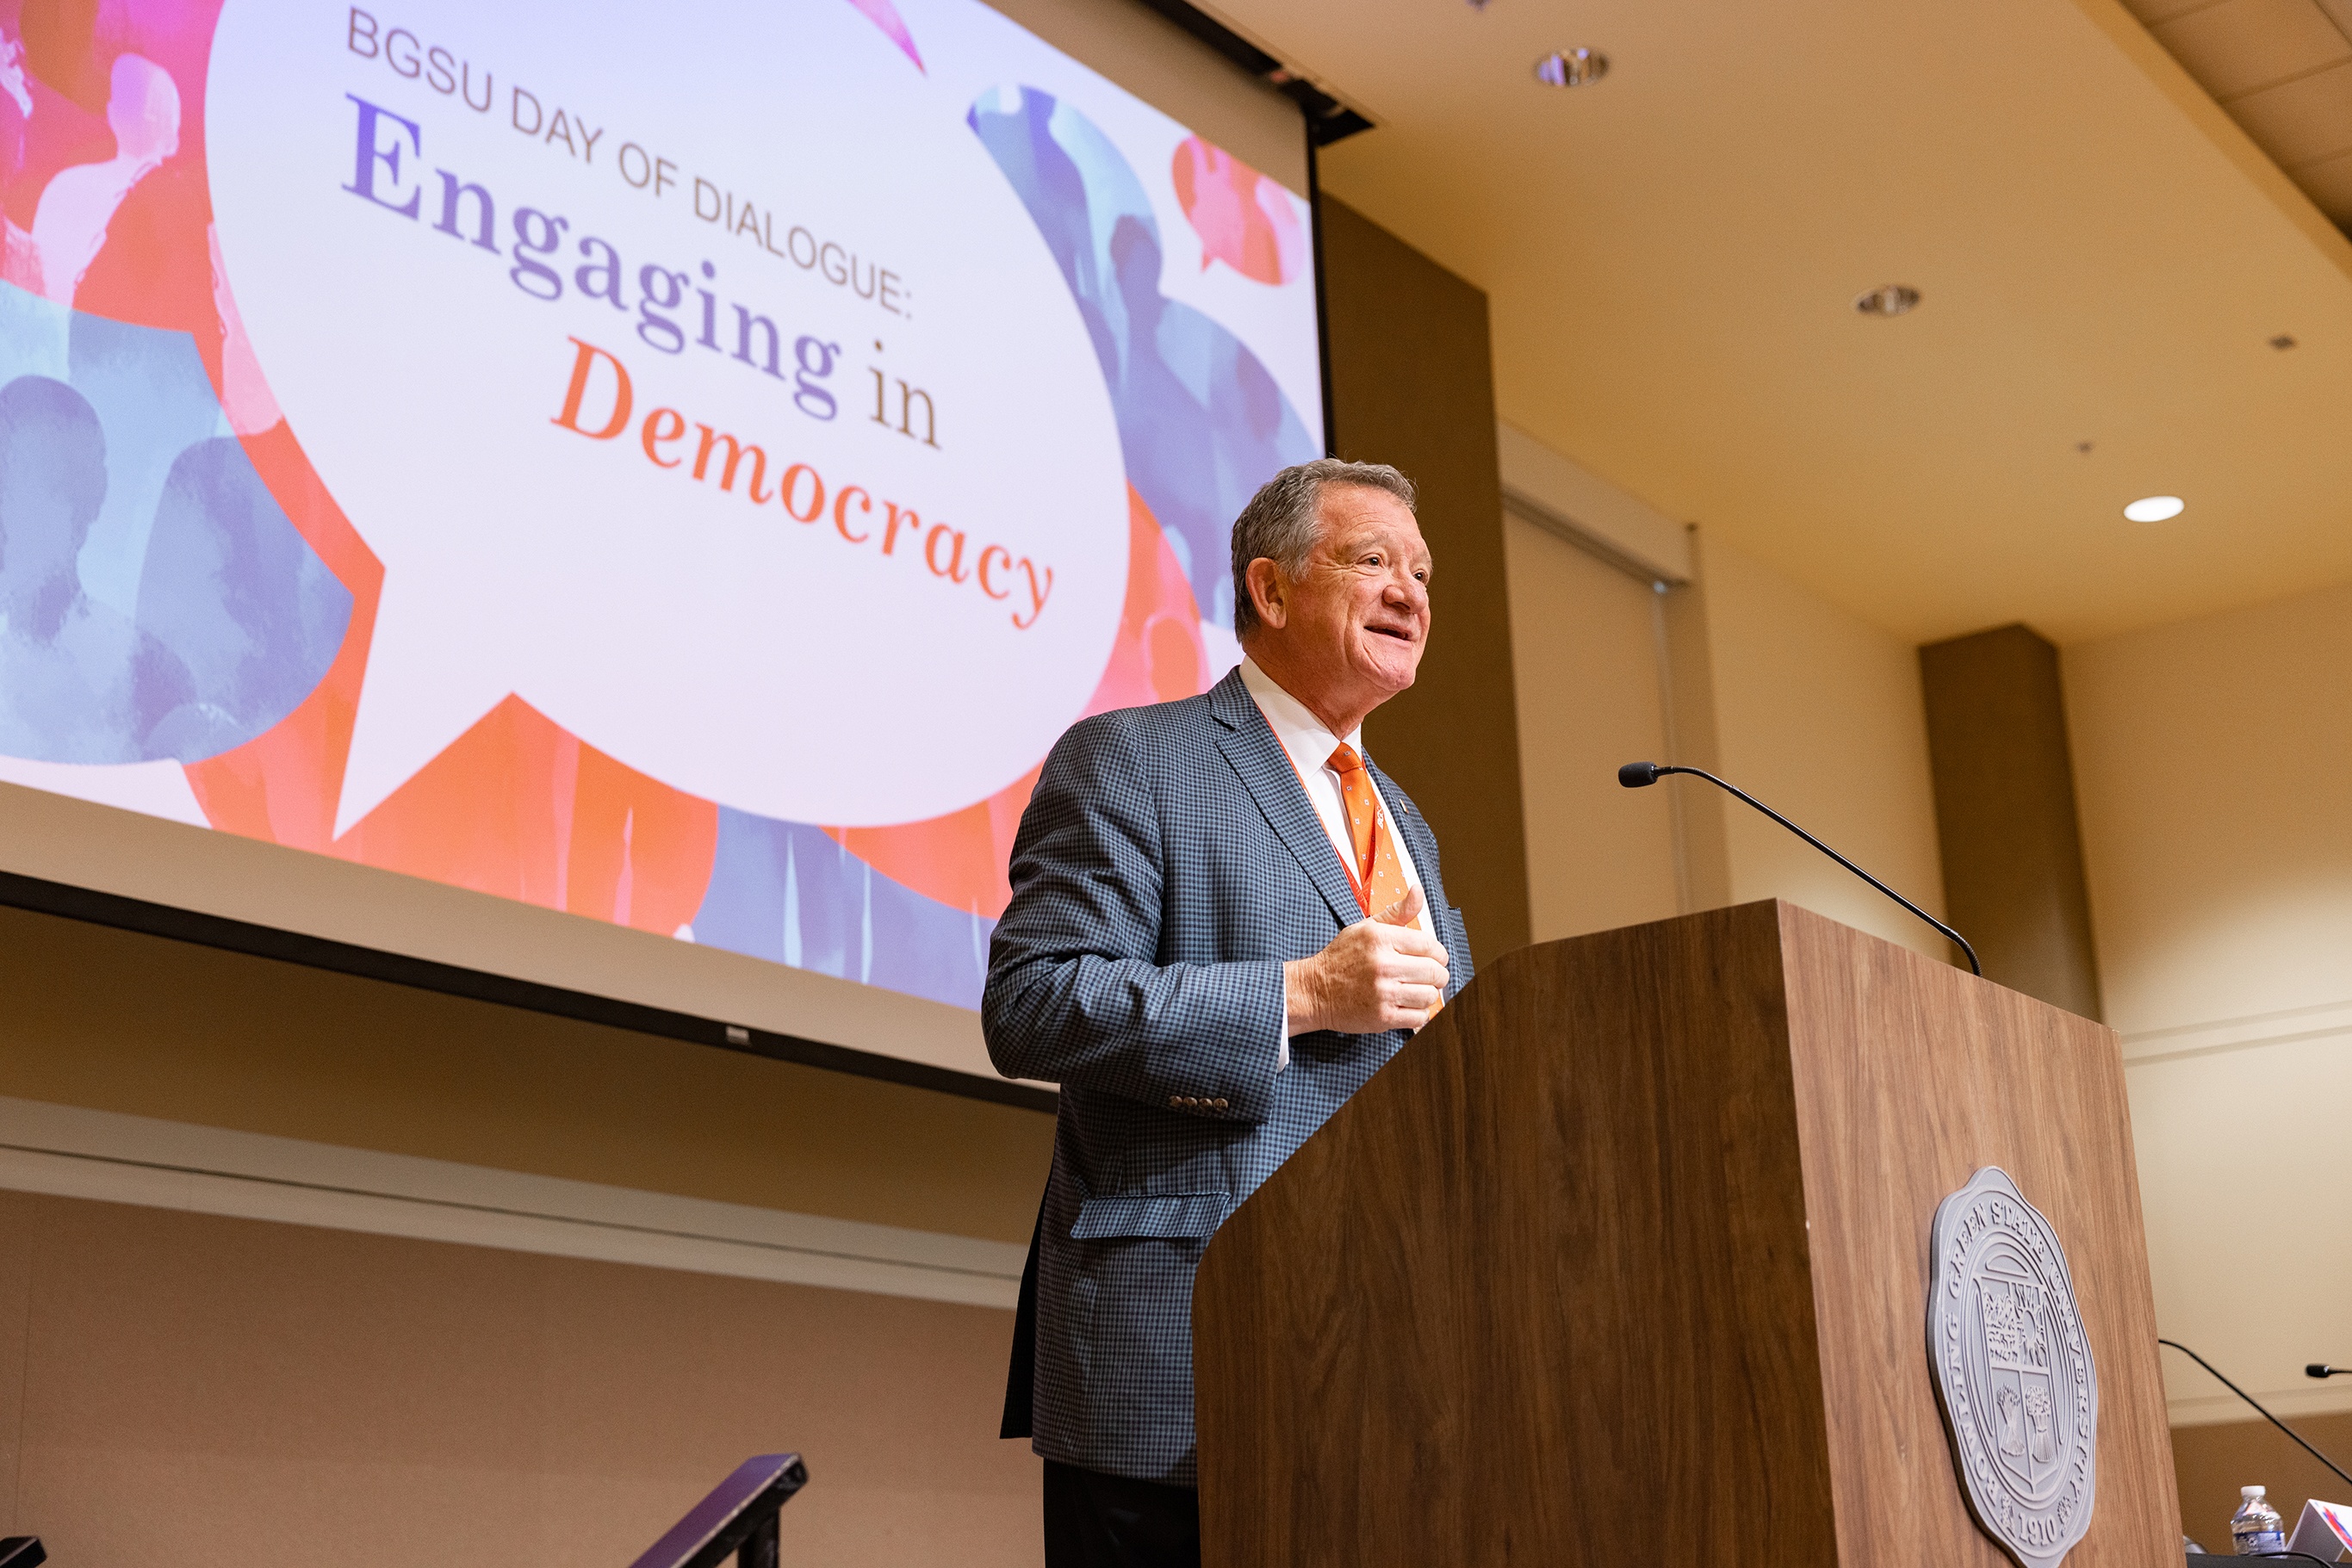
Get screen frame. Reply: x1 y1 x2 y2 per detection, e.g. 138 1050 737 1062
0 780 1055 1109
0 0 1364 1112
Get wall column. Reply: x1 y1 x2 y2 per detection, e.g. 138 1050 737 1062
1918 624 2101 1016
1322 197 1532 958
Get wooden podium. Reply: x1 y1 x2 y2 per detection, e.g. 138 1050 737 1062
1192 900 2181 1565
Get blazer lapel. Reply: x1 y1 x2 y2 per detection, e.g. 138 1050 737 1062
1210 670 1362 927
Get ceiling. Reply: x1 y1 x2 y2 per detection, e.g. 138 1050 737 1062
2132 0 2352 225
1207 0 2352 643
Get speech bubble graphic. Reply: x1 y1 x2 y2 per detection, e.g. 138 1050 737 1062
207 0 1128 834
1170 136 1306 287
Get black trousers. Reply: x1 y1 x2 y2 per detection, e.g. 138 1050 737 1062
1042 1460 1200 1568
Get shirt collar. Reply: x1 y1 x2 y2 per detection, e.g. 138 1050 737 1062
1238 656 1363 772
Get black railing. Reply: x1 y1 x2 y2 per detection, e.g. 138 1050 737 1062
628 1454 808 1568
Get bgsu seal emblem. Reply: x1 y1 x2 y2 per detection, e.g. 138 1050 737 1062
1927 1167 2099 1568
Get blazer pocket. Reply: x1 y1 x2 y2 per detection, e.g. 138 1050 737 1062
1070 1192 1229 1241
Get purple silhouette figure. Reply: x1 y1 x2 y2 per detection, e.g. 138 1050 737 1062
0 373 189 759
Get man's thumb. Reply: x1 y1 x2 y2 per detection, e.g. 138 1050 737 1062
1378 884 1424 927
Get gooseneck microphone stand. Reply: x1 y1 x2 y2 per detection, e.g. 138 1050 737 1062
2159 1339 2352 1493
1618 762 1982 976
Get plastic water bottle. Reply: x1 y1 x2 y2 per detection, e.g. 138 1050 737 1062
2231 1484 2286 1555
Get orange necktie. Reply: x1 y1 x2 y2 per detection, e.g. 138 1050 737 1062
1326 747 1430 1020
1328 744 1439 1017
1326 742 1406 919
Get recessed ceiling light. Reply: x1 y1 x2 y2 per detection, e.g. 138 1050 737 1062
1535 49 1608 87
2123 495 2184 522
1854 285 1921 317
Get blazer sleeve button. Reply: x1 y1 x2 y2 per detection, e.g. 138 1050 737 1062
1213 1098 1229 1110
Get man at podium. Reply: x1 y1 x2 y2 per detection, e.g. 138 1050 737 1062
985 458 1474 1567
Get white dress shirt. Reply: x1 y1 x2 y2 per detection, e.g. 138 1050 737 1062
1236 658 1430 1069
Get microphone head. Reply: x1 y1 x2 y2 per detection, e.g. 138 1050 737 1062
1618 761 1661 789
2309 1363 2341 1379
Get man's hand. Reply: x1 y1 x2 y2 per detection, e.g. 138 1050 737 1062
1283 886 1449 1036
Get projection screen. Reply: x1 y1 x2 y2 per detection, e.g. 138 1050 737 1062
0 0 1324 1093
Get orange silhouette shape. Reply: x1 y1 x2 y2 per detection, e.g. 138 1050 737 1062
332 695 717 935
1170 137 1307 285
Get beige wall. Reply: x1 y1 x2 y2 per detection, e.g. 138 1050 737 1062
1696 534 1952 961
0 1188 1036 1565
0 906 1052 1243
0 901 1052 1562
1505 510 1680 943
2068 579 2352 1036
1508 496 1950 963
2064 579 2352 1438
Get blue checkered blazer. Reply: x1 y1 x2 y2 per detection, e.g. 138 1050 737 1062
984 666 1474 1485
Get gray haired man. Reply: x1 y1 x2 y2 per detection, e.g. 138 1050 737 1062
986 459 1473 1567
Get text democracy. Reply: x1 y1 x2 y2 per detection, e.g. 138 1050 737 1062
552 338 1055 631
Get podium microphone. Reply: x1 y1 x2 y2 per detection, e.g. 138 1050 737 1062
2312 1364 2349 1379
1617 761 1982 976
2161 1340 2352 1492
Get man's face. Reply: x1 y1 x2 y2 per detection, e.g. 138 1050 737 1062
1258 484 1431 709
